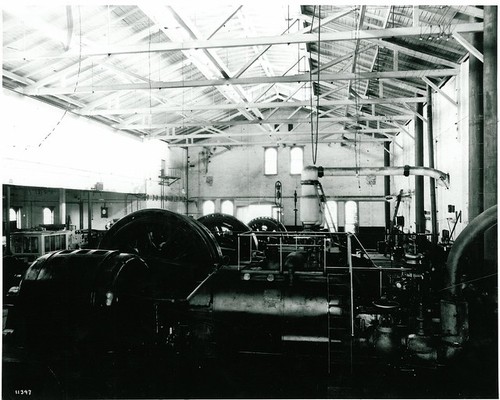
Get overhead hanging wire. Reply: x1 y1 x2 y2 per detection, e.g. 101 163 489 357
353 7 361 189
38 6 82 147
309 6 321 165
148 16 153 133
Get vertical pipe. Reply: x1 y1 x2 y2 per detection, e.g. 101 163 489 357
347 234 354 337
483 6 498 263
469 19 484 221
415 104 425 233
384 142 391 231
87 191 93 248
426 86 438 244
5 185 12 255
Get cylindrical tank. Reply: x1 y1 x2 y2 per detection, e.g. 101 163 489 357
300 166 322 228
11 249 154 355
188 269 342 354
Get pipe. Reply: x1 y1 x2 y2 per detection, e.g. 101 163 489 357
384 143 391 231
319 166 449 187
427 86 438 244
415 102 425 234
445 204 497 296
300 165 450 228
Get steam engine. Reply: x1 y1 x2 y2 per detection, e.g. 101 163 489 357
3 207 497 399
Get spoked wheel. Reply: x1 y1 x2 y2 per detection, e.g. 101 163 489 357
248 217 287 233
197 213 258 264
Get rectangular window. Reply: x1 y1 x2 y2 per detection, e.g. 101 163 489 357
290 146 303 175
264 147 278 175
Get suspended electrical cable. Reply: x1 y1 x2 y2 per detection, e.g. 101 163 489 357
353 8 361 189
38 6 82 147
309 6 321 165
309 6 316 164
314 5 321 165
148 17 152 133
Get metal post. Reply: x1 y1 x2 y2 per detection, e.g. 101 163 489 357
237 235 241 270
483 6 498 264
293 190 298 228
185 148 190 215
347 234 354 337
384 142 391 231
426 86 438 244
79 198 84 229
87 191 93 248
415 102 425 233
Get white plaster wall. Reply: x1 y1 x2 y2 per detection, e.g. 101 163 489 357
187 138 386 227
392 60 469 237
1 89 170 195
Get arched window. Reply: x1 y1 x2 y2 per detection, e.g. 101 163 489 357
324 201 338 232
43 207 54 225
221 200 234 215
202 200 215 216
290 146 303 175
264 147 278 175
345 201 358 234
9 208 17 222
9 208 21 229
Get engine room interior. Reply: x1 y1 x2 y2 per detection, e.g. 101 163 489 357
2 4 498 400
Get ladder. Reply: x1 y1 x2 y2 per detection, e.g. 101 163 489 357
327 271 353 375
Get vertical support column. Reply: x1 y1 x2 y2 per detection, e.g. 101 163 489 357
79 198 84 229
469 19 484 221
185 148 190 215
87 191 93 248
426 86 438 244
59 188 66 227
415 104 425 233
384 142 391 231
483 6 498 263
5 185 12 255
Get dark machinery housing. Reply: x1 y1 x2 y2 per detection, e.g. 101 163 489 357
3 208 498 399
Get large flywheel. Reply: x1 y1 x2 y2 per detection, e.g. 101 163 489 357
99 209 223 298
197 213 258 264
248 217 287 232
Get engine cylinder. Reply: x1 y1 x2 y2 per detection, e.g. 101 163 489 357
11 249 154 355
188 270 342 354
